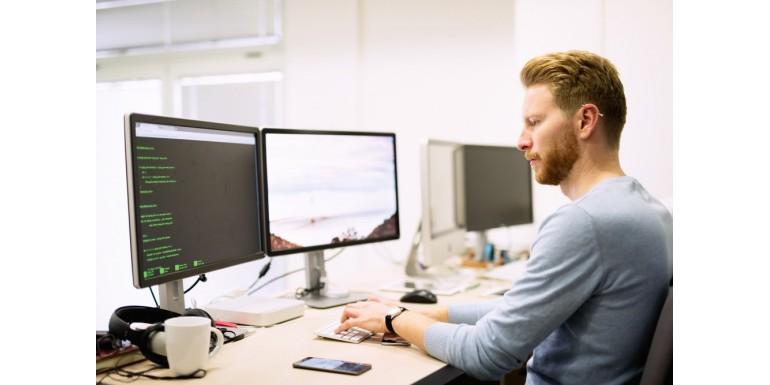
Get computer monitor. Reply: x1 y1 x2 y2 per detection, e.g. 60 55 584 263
417 142 533 267
261 129 400 308
457 144 533 258
459 144 533 232
124 113 266 313
419 140 466 268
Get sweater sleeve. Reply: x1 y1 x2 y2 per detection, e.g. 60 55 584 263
423 205 604 380
447 300 502 325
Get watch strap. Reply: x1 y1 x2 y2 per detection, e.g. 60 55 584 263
385 306 407 334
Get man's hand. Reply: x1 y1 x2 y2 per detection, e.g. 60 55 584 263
335 297 441 351
336 300 391 334
366 294 400 307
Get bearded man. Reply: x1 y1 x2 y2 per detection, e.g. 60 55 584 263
337 50 672 385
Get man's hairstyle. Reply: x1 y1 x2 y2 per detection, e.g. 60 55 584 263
521 50 627 148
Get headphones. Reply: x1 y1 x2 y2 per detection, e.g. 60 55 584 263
108 305 215 367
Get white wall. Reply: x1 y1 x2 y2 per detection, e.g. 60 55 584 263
605 0 673 207
513 0 673 217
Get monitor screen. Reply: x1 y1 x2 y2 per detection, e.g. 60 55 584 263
461 144 533 231
261 129 400 255
125 113 265 288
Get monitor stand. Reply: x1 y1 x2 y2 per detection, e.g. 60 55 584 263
300 250 368 309
158 280 186 314
382 221 476 296
404 222 458 279
473 230 490 262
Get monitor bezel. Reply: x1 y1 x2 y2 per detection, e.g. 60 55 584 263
260 128 401 256
125 113 266 288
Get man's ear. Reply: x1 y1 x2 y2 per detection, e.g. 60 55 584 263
576 104 601 140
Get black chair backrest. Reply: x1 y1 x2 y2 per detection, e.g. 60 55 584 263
640 286 673 385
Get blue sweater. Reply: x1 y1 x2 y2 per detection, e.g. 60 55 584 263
424 176 672 384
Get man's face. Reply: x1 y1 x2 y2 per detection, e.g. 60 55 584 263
517 84 580 185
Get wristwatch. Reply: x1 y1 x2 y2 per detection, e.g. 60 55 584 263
385 306 408 334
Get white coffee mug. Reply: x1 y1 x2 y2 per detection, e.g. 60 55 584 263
164 316 224 376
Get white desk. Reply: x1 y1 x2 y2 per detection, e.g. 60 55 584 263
97 265 523 385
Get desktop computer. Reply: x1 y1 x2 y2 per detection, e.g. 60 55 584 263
260 128 401 309
382 140 472 295
459 144 533 258
383 141 533 295
124 113 304 325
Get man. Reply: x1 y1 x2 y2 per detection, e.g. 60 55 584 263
337 50 672 384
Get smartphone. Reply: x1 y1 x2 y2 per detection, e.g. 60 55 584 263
381 332 410 346
292 357 372 375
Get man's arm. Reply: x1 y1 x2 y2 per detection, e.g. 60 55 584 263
335 296 491 351
391 310 437 351
335 296 446 350
420 306 449 322
368 294 500 325
337 206 603 381
422 206 605 380
367 295 449 322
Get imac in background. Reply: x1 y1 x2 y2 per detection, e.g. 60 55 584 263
419 140 467 269
262 129 400 308
417 141 533 272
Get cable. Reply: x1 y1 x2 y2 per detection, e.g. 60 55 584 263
148 286 159 308
247 266 305 296
294 283 324 298
147 274 206 307
246 258 273 291
324 247 345 263
97 365 206 384
184 274 207 294
247 248 345 295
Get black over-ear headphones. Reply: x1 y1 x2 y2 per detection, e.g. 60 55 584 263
108 305 215 367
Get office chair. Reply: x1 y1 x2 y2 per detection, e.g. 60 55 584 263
639 285 673 385
497 285 673 385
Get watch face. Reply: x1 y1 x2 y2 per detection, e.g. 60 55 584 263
387 307 401 317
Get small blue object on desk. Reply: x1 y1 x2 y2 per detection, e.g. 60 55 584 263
484 243 495 262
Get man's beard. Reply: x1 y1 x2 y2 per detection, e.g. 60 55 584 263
530 126 580 185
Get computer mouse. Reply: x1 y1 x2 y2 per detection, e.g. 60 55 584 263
400 289 438 304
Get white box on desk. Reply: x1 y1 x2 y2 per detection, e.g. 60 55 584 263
205 296 305 327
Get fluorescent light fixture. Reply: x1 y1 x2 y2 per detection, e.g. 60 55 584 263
96 0 175 11
96 79 163 90
96 35 282 60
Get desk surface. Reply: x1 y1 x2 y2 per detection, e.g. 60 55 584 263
97 265 519 385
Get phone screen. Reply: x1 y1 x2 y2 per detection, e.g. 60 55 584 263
293 357 371 375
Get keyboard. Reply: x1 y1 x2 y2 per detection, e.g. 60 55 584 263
315 322 373 344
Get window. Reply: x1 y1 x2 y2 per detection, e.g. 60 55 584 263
177 72 283 126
